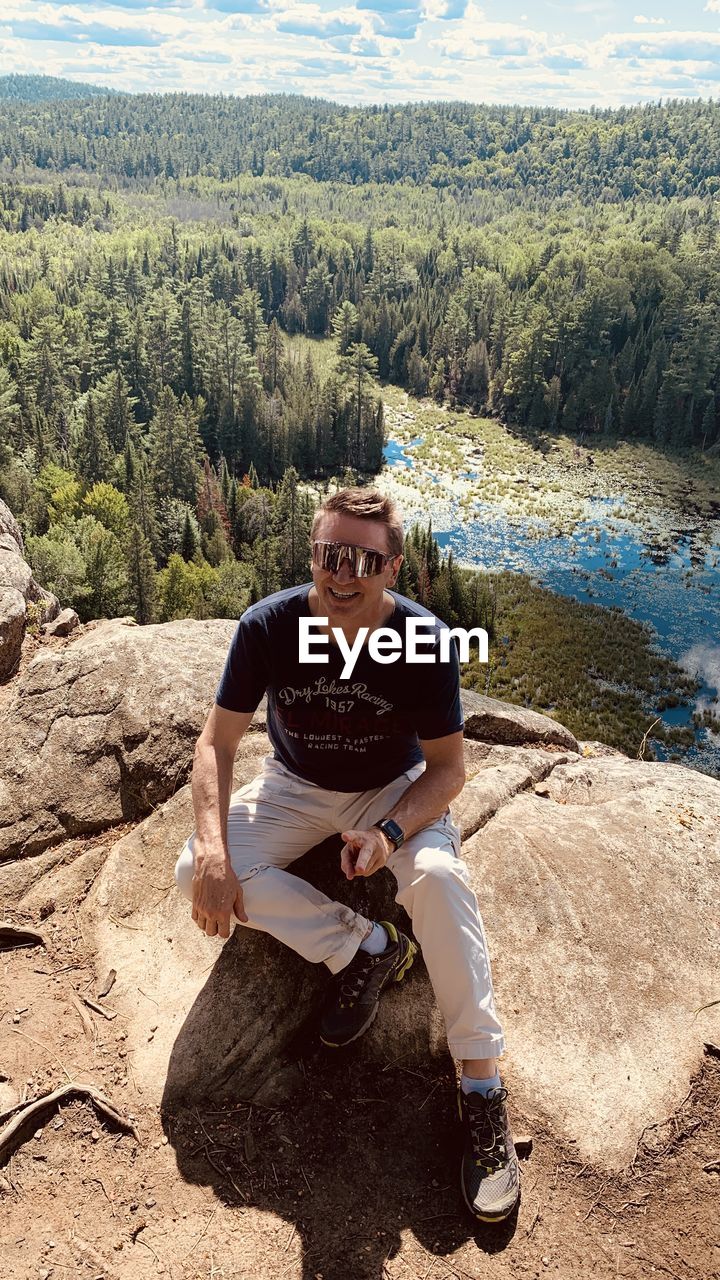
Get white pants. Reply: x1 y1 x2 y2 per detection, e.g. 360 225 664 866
174 756 506 1061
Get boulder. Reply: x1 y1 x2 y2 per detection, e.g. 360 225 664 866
0 498 24 553
79 742 720 1169
0 587 26 681
468 754 720 1166
459 687 579 751
43 607 80 637
0 616 244 862
0 500 59 680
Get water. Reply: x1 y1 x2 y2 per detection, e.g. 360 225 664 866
383 436 423 468
384 439 720 775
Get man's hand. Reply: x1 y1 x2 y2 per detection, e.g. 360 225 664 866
340 827 393 880
191 847 247 938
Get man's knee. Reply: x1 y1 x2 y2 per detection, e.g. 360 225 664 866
174 836 196 902
415 848 469 885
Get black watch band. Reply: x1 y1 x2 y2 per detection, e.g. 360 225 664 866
374 818 405 851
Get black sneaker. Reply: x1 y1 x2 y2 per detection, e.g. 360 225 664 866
458 1086 520 1223
319 920 417 1048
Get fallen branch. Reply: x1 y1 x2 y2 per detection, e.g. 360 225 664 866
81 994 117 1021
97 968 117 999
694 999 720 1018
703 1158 720 1173
68 992 94 1040
0 1083 139 1164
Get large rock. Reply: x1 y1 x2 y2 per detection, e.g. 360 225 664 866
469 754 719 1165
0 586 26 682
43 607 80 637
0 499 59 679
0 498 24 553
0 616 241 861
459 687 579 751
79 741 719 1169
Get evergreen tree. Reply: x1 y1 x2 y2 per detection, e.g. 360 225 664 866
125 521 156 623
336 342 380 474
180 508 199 561
275 466 311 589
148 387 202 504
74 392 112 484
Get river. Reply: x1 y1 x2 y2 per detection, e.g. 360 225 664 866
382 433 720 777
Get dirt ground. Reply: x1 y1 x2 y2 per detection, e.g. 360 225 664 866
1 900 719 1280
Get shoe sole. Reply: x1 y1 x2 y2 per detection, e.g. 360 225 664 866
320 939 418 1049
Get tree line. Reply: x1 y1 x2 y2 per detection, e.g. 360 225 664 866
2 80 720 200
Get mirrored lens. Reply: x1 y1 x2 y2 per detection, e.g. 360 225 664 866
312 541 388 577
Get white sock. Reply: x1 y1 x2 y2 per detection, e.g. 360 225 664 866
461 1071 501 1096
359 922 389 955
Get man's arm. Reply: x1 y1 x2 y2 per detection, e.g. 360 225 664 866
340 731 466 879
383 730 465 840
190 703 255 936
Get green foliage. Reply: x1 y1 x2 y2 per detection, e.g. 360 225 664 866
82 482 130 536
125 522 156 625
156 553 218 622
6 90 720 203
0 85 717 784
399 522 697 760
26 526 89 611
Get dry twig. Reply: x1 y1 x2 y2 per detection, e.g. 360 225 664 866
82 994 117 1020
638 717 661 761
68 991 94 1040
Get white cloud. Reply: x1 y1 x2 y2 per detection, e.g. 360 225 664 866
633 14 667 23
2 0 720 107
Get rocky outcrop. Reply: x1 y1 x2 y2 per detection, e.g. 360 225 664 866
0 616 240 861
1 608 718 1171
0 498 59 680
75 740 720 1170
0 498 24 553
0 617 573 864
44 607 79 637
459 687 579 751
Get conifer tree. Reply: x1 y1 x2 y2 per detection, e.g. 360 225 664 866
125 521 156 624
74 392 112 484
180 508 199 561
148 387 202 504
275 466 311 588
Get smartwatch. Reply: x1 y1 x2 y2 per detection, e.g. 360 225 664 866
374 818 405 851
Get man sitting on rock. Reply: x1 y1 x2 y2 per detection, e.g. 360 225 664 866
174 486 519 1224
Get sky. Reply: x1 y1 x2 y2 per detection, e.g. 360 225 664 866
1 2 720 109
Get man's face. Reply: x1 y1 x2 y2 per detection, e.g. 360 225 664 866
311 512 402 627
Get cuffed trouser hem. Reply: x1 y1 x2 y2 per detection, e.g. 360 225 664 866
449 1035 506 1060
325 924 367 975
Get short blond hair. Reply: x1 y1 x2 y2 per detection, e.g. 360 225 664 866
311 487 404 557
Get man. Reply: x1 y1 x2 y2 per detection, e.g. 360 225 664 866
174 486 519 1223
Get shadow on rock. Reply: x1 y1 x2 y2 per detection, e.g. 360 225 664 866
160 837 520 1278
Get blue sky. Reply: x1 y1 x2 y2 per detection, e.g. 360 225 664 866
1 2 720 107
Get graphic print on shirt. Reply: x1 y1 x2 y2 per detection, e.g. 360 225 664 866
275 675 404 754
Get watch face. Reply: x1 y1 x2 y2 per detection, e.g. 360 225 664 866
381 819 404 845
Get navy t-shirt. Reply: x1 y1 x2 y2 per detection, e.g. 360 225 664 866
215 583 464 790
